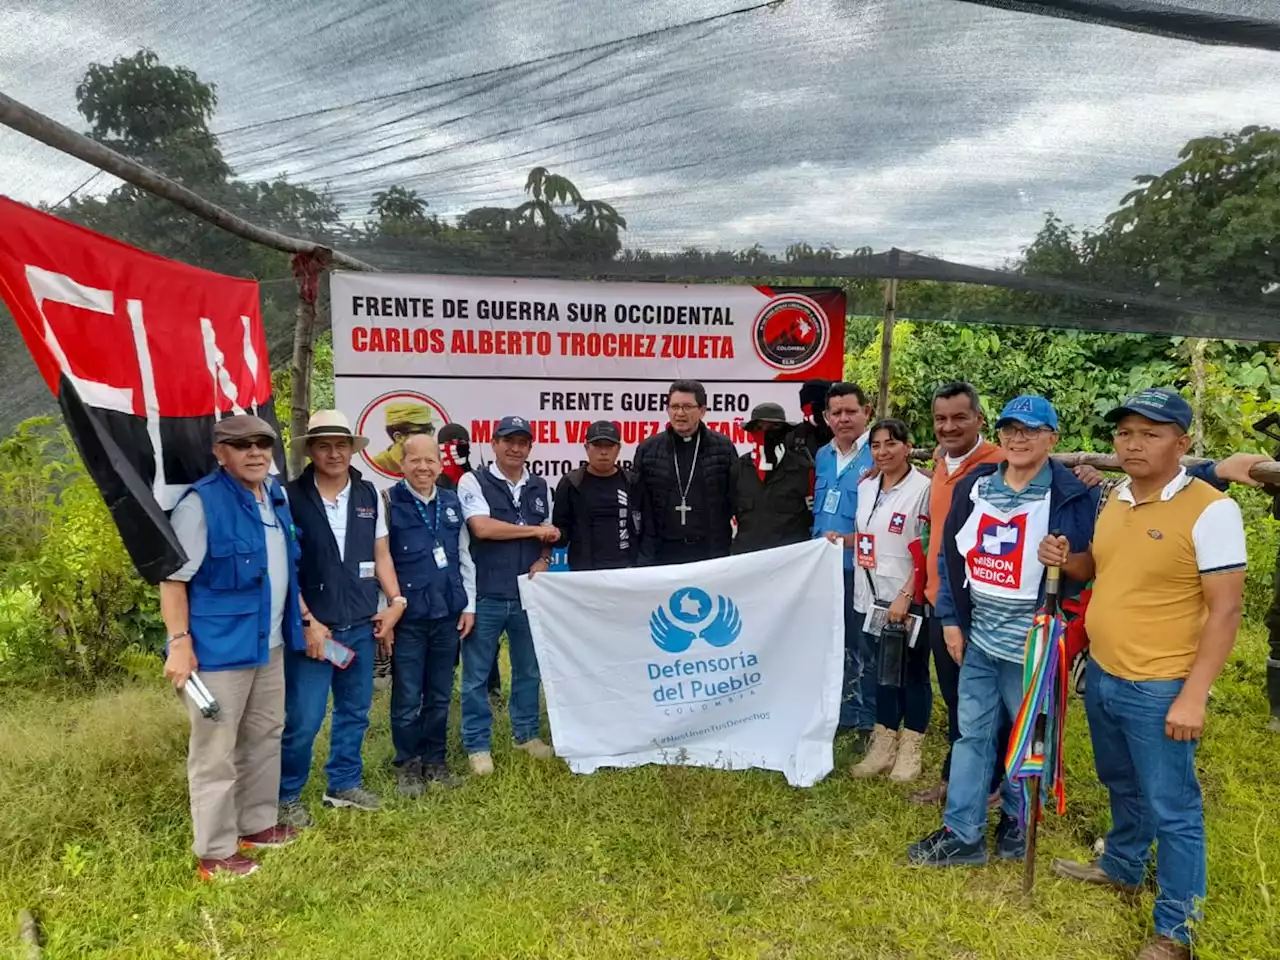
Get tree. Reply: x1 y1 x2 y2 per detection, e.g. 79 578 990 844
1087 125 1280 302
75 49 229 186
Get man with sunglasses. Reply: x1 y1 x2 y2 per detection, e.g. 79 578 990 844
161 414 306 880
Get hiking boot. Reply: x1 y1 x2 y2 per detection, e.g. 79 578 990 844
469 751 495 776
851 724 897 778
910 780 947 806
907 826 988 867
198 853 260 880
396 759 426 798
323 786 382 811
1135 936 1191 960
994 813 1026 861
277 799 314 830
1051 857 1141 894
239 825 298 849
515 737 554 760
889 730 924 783
423 762 464 789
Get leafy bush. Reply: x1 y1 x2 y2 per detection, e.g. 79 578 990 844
0 418 163 685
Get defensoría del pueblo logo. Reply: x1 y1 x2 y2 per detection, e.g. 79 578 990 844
647 586 760 713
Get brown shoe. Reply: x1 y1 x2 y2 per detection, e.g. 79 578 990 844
1134 936 1191 960
198 853 259 880
909 781 947 805
238 825 299 850
1050 857 1141 894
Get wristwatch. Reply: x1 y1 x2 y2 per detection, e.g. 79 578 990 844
391 596 408 607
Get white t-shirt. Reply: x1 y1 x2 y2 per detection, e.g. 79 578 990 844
316 478 388 562
944 437 983 474
852 467 931 614
457 463 554 524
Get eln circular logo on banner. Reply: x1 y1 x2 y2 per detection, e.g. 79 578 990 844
356 389 451 479
752 294 829 373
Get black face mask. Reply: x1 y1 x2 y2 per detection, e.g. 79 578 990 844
455 439 471 462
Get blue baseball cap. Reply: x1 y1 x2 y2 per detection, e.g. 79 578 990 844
494 415 533 439
995 395 1059 431
1105 387 1192 432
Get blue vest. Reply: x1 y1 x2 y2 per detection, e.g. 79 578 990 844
811 440 875 571
473 468 550 600
386 482 469 621
286 466 380 630
182 468 304 671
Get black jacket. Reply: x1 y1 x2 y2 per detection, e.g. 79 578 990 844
789 420 831 460
731 447 815 555
634 424 737 563
552 467 639 571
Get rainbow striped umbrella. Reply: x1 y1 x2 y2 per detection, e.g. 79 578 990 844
1005 562 1070 894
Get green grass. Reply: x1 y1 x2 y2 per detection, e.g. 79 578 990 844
2 629 1277 960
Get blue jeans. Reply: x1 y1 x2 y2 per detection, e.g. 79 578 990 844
391 616 460 766
279 623 374 800
1085 659 1204 945
839 574 878 730
461 598 542 753
943 642 1025 844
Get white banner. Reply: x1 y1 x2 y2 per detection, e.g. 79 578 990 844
330 272 845 483
518 539 845 787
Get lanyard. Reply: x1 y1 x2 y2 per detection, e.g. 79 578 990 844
401 480 440 536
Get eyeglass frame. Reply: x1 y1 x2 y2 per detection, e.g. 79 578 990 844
996 423 1056 441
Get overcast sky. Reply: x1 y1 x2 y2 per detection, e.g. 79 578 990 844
2 0 1278 266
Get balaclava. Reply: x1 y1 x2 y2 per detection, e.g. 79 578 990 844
437 423 471 485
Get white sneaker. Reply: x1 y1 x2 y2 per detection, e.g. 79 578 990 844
468 751 494 776
515 737 554 760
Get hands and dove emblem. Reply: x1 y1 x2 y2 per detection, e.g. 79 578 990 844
649 586 743 653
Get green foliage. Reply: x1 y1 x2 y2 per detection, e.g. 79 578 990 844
0 419 162 685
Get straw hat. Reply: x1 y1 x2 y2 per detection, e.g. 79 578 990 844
291 410 370 458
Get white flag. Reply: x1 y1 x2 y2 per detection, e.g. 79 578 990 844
519 538 845 787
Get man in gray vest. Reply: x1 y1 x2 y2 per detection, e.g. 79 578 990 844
456 416 560 775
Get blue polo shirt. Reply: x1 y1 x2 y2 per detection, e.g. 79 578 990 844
811 436 875 571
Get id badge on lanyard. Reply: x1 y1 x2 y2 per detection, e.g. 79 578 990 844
432 545 449 570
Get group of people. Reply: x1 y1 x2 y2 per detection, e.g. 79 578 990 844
158 375 1264 960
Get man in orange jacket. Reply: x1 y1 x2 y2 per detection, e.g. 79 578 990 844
910 382 1007 806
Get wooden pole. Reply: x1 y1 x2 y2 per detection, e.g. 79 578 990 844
288 253 329 478
906 448 1280 484
876 278 898 419
0 91 376 272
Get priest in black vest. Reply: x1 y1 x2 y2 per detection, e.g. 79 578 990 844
732 402 815 554
456 416 561 775
385 434 475 795
635 380 737 565
279 411 407 828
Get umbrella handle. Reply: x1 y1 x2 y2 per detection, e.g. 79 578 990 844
1044 529 1064 616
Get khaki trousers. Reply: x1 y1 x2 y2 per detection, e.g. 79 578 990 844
186 646 285 859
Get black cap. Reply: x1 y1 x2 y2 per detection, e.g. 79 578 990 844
438 422 470 444
744 402 792 432
585 420 621 444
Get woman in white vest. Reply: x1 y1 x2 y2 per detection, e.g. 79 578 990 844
848 419 932 781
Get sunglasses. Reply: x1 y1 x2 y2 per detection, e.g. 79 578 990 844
223 437 275 451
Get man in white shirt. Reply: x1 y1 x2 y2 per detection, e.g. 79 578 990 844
279 411 406 827
456 416 561 775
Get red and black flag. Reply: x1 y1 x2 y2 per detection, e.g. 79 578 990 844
0 197 281 583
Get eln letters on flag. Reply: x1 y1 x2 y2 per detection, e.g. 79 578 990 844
0 198 282 583
519 539 844 787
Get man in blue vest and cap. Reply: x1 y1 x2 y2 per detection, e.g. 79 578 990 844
161 413 306 880
385 433 476 795
456 415 561 775
277 411 408 828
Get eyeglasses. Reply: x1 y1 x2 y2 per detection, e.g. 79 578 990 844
667 404 703 413
223 438 275 451
997 424 1052 441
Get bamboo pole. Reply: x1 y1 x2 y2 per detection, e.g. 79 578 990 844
876 278 898 419
907 447 1280 484
0 91 376 272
